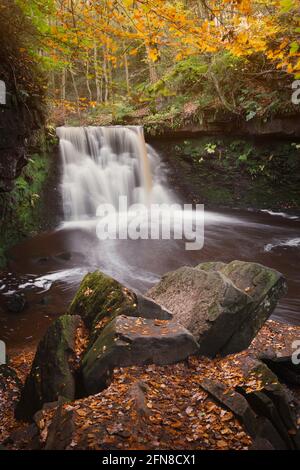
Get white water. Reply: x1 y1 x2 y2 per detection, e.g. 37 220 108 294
264 237 300 253
56 126 172 221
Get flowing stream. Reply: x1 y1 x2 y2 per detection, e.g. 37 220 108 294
1 126 300 350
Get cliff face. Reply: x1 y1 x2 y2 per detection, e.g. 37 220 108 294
0 91 45 192
0 0 46 192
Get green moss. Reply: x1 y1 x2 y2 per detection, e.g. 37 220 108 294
81 317 118 374
197 262 226 272
247 362 279 387
205 187 234 205
68 271 138 333
16 314 81 420
156 137 300 210
0 134 53 267
207 302 221 321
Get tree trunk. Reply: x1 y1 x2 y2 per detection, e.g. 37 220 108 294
146 46 158 84
61 68 66 101
103 48 109 103
69 68 80 116
94 42 102 103
123 43 130 95
86 57 93 102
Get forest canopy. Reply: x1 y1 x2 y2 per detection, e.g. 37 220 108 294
2 0 299 125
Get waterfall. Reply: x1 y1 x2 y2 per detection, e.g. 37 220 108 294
56 126 171 221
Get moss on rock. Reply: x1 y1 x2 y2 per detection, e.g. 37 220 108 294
15 315 82 421
68 271 138 334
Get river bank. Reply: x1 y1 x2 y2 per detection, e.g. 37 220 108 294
1 265 300 451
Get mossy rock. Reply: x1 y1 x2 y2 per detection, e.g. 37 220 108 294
68 271 172 341
196 261 287 355
148 266 253 357
15 315 82 421
148 261 287 357
68 271 137 331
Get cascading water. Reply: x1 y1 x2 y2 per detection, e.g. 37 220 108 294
56 126 172 221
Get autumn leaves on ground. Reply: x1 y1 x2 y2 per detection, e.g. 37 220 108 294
1 263 300 451
1 320 300 450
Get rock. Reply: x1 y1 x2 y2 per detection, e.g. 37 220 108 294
15 315 83 420
200 376 290 450
241 360 296 428
34 252 72 265
197 261 287 355
250 437 275 450
54 252 72 262
45 406 75 450
260 353 300 386
243 391 293 449
200 378 257 437
129 381 151 419
135 293 173 321
5 293 27 314
147 261 287 357
254 416 288 450
82 315 198 395
148 265 252 356
39 295 52 306
237 360 298 449
68 270 172 335
3 423 40 450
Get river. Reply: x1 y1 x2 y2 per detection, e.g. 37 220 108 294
1 126 299 351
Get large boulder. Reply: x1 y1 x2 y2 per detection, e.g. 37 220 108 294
82 315 199 395
68 271 172 339
16 315 84 420
197 261 288 354
147 261 287 357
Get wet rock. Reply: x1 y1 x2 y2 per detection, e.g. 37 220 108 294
54 252 72 262
39 295 52 306
69 270 172 335
5 293 27 314
15 315 83 420
82 315 198 395
147 261 287 357
34 252 73 265
34 256 50 264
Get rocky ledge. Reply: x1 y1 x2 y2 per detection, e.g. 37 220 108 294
1 261 300 451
